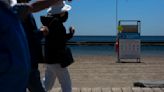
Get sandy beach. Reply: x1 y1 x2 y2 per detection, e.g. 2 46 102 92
39 54 164 88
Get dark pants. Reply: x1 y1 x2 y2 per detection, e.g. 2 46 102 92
27 65 46 92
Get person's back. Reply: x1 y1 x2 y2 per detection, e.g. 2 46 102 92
19 8 47 92
0 1 30 92
22 13 44 66
21 13 46 92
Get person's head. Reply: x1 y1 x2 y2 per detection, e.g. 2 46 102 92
52 11 68 22
59 11 68 22
47 1 71 22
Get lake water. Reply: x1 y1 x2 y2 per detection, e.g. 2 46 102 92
68 36 164 57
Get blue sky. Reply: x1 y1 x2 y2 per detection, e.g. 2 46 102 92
33 0 164 36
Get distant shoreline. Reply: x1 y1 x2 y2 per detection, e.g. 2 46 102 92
41 35 164 46
70 36 164 43
67 41 164 46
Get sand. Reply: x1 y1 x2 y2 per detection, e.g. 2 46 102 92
39 55 164 88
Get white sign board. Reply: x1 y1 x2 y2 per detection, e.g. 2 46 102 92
119 39 140 59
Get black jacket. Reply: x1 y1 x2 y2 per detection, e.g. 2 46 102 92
44 17 73 64
22 14 44 67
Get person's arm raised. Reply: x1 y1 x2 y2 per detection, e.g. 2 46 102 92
30 0 72 13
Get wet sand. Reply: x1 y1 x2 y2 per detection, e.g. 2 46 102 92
39 55 164 88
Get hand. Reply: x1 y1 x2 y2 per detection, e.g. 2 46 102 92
40 26 49 36
69 26 75 35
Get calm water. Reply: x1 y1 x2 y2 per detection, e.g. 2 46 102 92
69 45 164 57
68 36 164 57
70 36 164 42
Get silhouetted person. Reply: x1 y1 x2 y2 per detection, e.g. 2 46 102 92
0 1 30 92
41 1 75 92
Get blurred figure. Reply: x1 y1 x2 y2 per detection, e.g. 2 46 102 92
0 1 30 92
11 0 73 19
40 1 75 92
13 0 48 92
30 0 73 12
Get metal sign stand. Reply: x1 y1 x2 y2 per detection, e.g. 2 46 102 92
116 20 141 63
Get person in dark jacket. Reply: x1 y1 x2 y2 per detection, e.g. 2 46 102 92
0 1 30 92
24 14 47 92
13 0 48 92
41 1 75 92
21 11 47 92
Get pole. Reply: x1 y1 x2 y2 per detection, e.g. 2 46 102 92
116 0 120 63
116 0 118 32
